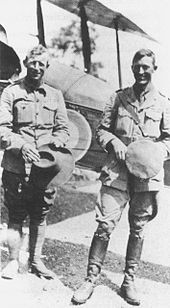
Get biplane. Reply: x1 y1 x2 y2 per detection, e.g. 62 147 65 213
1 0 170 185
36 0 156 168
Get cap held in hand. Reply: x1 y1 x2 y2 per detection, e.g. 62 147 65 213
29 144 75 189
125 139 164 179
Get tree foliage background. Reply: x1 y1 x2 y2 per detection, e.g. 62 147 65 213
48 20 104 79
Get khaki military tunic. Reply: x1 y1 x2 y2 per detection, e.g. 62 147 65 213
96 85 170 192
0 78 69 174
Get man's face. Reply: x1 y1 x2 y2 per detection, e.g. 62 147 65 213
25 56 48 82
132 56 156 86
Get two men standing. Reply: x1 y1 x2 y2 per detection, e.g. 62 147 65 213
0 43 169 306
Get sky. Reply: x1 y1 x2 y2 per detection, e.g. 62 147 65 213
1 0 170 95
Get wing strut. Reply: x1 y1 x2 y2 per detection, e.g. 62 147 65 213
79 2 91 73
115 19 122 89
37 0 46 47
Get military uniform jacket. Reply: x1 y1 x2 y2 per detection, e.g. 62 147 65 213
96 85 170 192
0 78 70 174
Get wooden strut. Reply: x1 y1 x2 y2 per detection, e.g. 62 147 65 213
79 3 91 74
37 0 46 47
115 19 122 89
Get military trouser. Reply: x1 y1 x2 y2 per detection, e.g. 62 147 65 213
2 170 57 225
2 170 57 271
95 185 159 238
87 184 160 274
72 184 161 305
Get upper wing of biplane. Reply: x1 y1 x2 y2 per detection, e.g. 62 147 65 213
45 0 156 41
43 0 157 88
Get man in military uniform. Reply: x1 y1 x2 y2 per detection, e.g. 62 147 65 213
72 49 170 305
0 45 70 279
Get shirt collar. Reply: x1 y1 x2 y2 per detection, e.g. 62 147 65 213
133 82 155 100
131 84 160 111
23 77 46 96
125 84 158 110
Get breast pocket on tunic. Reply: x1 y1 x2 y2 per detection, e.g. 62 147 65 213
144 109 162 137
13 100 34 124
41 104 56 125
41 106 56 125
115 106 133 136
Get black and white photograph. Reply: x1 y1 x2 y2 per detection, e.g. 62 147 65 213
0 0 170 307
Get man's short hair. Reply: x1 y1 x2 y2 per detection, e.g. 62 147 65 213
24 44 49 63
132 49 156 67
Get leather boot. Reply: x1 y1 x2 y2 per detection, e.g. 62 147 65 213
72 231 109 304
120 234 144 306
29 220 55 279
1 223 22 279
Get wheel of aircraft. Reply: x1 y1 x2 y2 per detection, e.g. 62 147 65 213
67 108 92 162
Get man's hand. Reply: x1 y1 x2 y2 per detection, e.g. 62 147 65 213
110 139 127 161
1 135 11 149
21 143 40 163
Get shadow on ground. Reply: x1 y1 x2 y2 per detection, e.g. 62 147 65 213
2 238 169 291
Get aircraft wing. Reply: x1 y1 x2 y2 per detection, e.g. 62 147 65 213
45 0 156 42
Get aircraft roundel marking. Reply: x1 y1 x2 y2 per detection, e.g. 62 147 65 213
67 109 92 162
